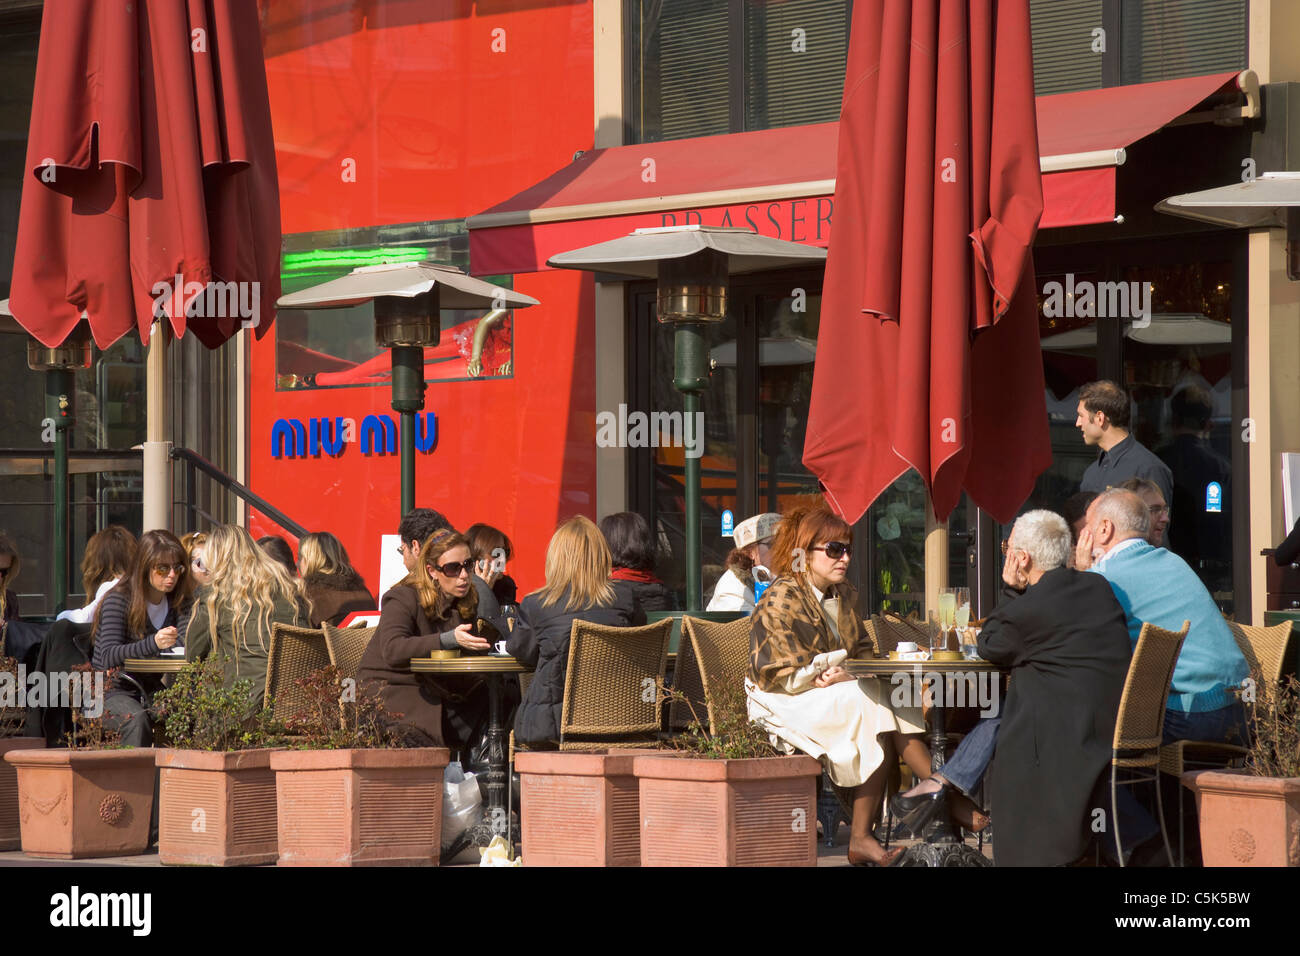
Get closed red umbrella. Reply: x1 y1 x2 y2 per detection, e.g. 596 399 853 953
9 0 279 349
804 0 1051 524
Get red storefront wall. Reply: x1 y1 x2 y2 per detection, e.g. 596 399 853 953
249 1 596 594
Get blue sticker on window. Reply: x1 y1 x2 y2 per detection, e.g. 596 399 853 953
1206 482 1223 513
721 509 734 536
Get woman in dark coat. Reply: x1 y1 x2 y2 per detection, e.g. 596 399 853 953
508 516 636 746
599 511 674 624
357 530 491 746
297 531 376 627
978 510 1133 867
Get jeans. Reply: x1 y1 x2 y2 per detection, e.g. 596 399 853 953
1163 701 1248 747
937 716 1000 799
102 692 153 747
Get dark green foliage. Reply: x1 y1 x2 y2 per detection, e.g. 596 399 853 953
152 655 278 751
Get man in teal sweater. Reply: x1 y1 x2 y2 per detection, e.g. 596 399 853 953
1078 489 1248 745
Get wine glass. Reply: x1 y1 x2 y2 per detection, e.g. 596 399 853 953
936 591 956 653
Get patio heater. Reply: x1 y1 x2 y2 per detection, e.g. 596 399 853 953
1156 171 1300 279
548 226 826 611
277 262 538 517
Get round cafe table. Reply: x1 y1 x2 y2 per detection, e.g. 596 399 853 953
844 657 1004 868
122 656 188 674
409 654 529 857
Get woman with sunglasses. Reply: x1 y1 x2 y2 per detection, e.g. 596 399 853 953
747 500 932 866
91 530 193 746
358 529 491 746
707 512 781 613
186 525 311 710
181 531 211 587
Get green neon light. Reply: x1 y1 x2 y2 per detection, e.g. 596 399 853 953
281 247 430 269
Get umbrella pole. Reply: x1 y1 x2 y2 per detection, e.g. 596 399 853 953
46 368 72 612
143 320 173 532
924 499 949 616
674 322 708 612
390 345 424 519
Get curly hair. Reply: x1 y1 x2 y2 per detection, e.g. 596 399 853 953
201 525 310 656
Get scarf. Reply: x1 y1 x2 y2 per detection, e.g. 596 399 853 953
611 567 662 584
750 576 863 692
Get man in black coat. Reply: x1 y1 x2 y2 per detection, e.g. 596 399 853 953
894 509 1135 865
978 510 1134 866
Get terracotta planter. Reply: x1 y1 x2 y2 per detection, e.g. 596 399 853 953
634 754 821 866
0 738 47 850
1182 769 1300 867
156 749 279 866
2 747 156 859
516 750 644 866
270 747 449 866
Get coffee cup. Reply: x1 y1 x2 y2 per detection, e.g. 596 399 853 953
896 642 918 654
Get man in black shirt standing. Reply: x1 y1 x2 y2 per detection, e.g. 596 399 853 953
1076 380 1173 505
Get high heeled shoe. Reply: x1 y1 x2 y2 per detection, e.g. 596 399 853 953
891 789 945 833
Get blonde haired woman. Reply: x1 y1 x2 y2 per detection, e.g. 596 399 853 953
298 531 375 627
185 524 310 709
181 531 211 587
357 529 489 745
507 515 636 746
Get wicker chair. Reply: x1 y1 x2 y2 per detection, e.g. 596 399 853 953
321 622 373 682
668 623 708 732
1157 619 1295 864
681 614 752 737
558 617 673 750
1111 619 1188 868
264 623 332 723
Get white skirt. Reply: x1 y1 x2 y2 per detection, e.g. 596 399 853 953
746 677 925 788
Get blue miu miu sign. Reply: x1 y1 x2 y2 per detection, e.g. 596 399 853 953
270 413 438 458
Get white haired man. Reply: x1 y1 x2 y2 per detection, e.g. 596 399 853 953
891 510 1133 866
1078 488 1248 746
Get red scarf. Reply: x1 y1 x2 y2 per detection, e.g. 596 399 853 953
611 567 661 584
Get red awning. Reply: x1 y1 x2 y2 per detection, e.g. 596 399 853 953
469 70 1245 276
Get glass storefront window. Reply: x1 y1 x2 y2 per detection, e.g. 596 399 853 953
275 224 518 391
1026 248 1239 613
626 0 849 145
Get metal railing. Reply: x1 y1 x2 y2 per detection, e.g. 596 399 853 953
171 447 308 539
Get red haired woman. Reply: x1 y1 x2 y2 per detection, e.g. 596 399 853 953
747 500 932 866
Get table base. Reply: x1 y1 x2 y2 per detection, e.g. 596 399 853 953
894 841 992 867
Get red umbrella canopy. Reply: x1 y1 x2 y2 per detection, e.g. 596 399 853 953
804 0 1051 525
9 0 280 350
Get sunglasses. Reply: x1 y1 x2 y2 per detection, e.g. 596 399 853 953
812 542 852 560
430 560 473 578
152 563 186 576
0 565 9 579
1001 540 1029 556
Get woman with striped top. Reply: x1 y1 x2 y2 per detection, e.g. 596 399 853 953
91 530 193 746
